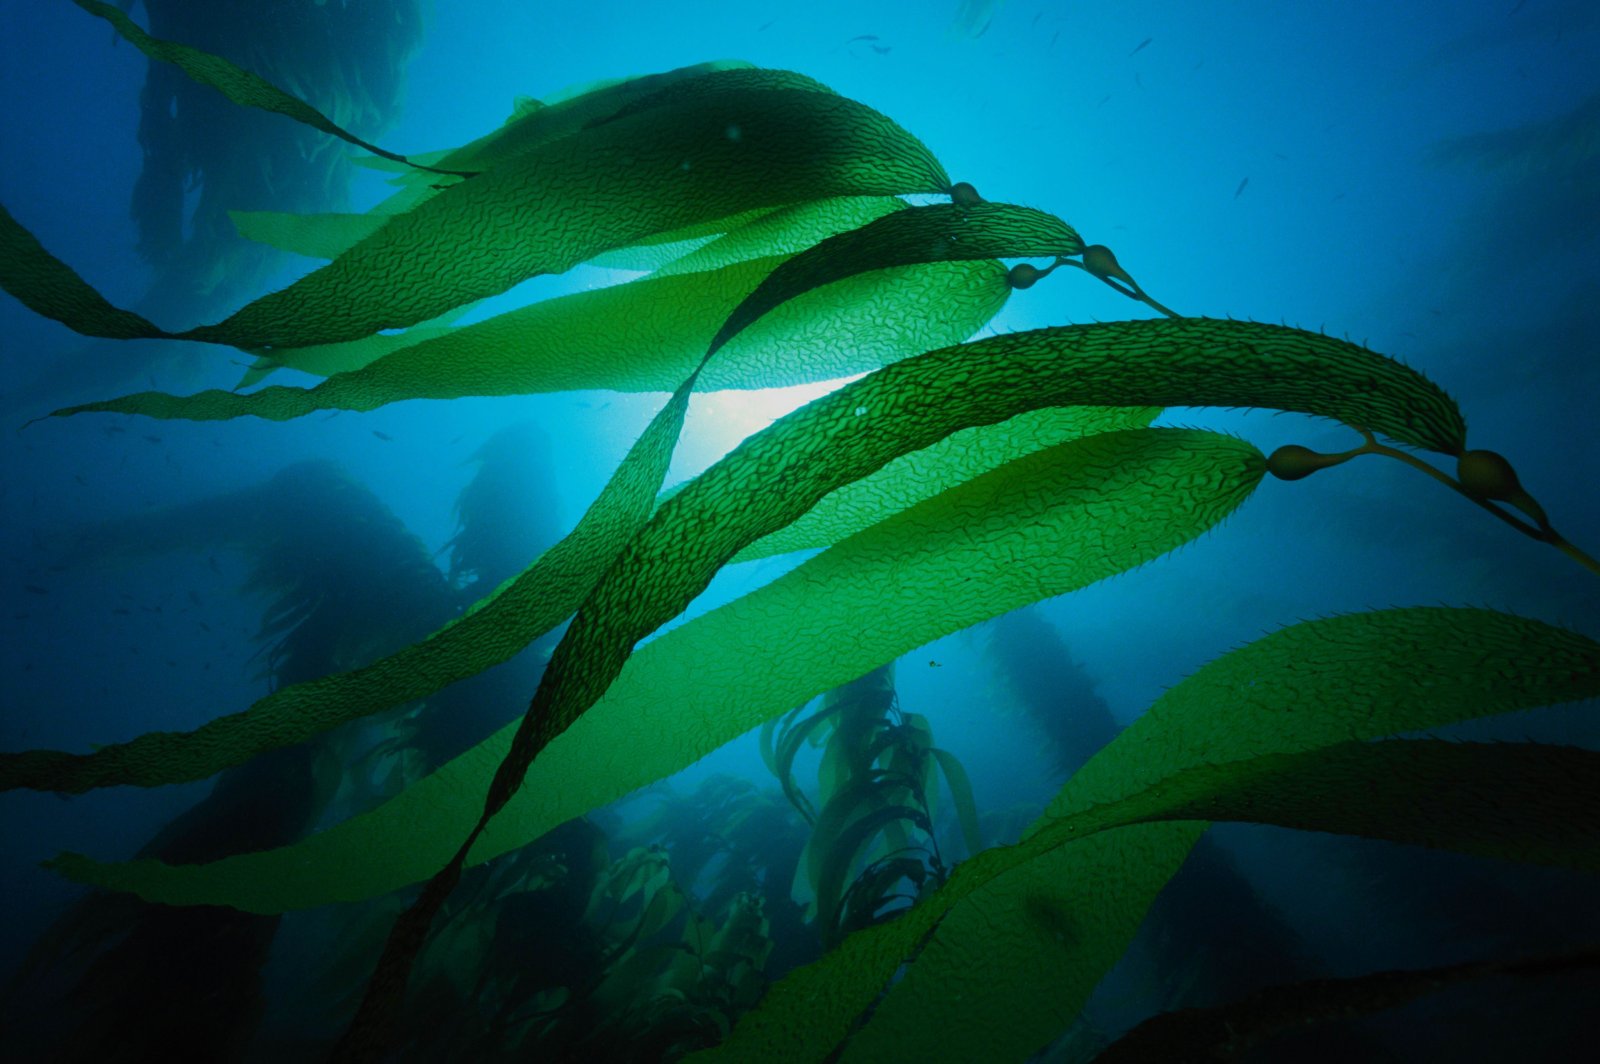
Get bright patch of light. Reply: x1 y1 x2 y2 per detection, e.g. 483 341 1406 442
669 374 867 486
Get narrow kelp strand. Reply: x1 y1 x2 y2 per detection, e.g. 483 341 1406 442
1267 429 1600 579
70 1 478 180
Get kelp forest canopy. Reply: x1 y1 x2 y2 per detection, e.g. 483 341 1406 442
2 2 1599 1062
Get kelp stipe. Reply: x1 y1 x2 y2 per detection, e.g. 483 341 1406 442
3 14 1598 1061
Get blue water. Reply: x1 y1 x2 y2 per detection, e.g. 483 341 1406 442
2 1 1596 1059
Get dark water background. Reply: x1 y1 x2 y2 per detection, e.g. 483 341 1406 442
1 0 1597 1059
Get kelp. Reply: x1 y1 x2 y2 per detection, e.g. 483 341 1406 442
69 0 453 178
1093 942 1600 1063
7 35 1598 1061
705 202 1083 354
48 425 1267 909
1 81 948 352
5 318 1460 795
698 608 1600 1062
50 200 1071 421
46 257 1008 421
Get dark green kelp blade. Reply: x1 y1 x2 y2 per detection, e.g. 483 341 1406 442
0 202 162 341
6 319 1465 795
1093 942 1600 1064
178 86 950 350
702 608 1600 1063
707 202 1084 356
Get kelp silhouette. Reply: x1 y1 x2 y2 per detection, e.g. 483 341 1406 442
4 6 1600 1061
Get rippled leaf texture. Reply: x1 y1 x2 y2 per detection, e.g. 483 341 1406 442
707 202 1083 355
701 608 1600 1063
0 82 947 352
7 319 1465 795
0 202 162 341
48 426 1264 909
51 247 1009 422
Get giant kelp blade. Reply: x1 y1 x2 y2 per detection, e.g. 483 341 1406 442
4 383 692 796
1093 943 1600 1064
229 211 388 261
9 318 1459 792
651 196 906 277
707 202 1083 355
49 257 1008 421
178 86 950 350
47 426 1265 909
1039 739 1600 873
0 202 163 341
69 0 451 176
828 609 1600 1063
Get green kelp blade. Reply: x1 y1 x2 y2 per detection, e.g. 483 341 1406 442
229 211 389 261
733 406 1157 562
1038 739 1600 872
703 608 1600 1063
51 257 1008 421
1094 942 1600 1064
707 202 1084 355
0 202 162 341
10 317 1459 793
48 427 1266 909
69 1 459 177
177 86 950 350
651 196 906 277
3 383 693 796
231 308 475 387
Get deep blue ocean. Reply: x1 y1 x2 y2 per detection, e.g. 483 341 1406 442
2 1 1597 1060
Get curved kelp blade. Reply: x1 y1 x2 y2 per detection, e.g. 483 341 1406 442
48 426 1267 909
651 196 906 277
8 85 947 352
50 257 1009 421
707 202 1084 356
0 202 162 341
736 609 1600 1064
1092 942 1600 1064
231 308 475 388
178 85 949 350
229 211 388 261
69 1 459 177
3 383 693 796
8 317 1463 793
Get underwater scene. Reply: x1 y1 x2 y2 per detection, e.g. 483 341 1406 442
2 0 1598 1060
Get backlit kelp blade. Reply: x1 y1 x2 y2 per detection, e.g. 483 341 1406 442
228 210 388 261
0 83 949 352
707 202 1084 355
701 608 1600 1063
181 84 949 351
48 426 1267 909
5 319 1465 794
69 0 457 177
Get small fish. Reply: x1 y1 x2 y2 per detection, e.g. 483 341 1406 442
845 34 880 44
1134 71 1144 89
166 660 178 667
449 435 464 445
103 425 126 435
372 430 394 441
73 474 87 486
757 18 776 31
1234 177 1250 199
141 605 163 614
869 43 892 54
929 660 943 668
1273 152 1289 160
1097 93 1112 107
1031 11 1042 26
143 435 162 444
24 584 48 595
198 621 213 632
1049 29 1060 46
1129 37 1152 56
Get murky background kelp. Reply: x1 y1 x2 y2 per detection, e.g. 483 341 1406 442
2 1 1598 1061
